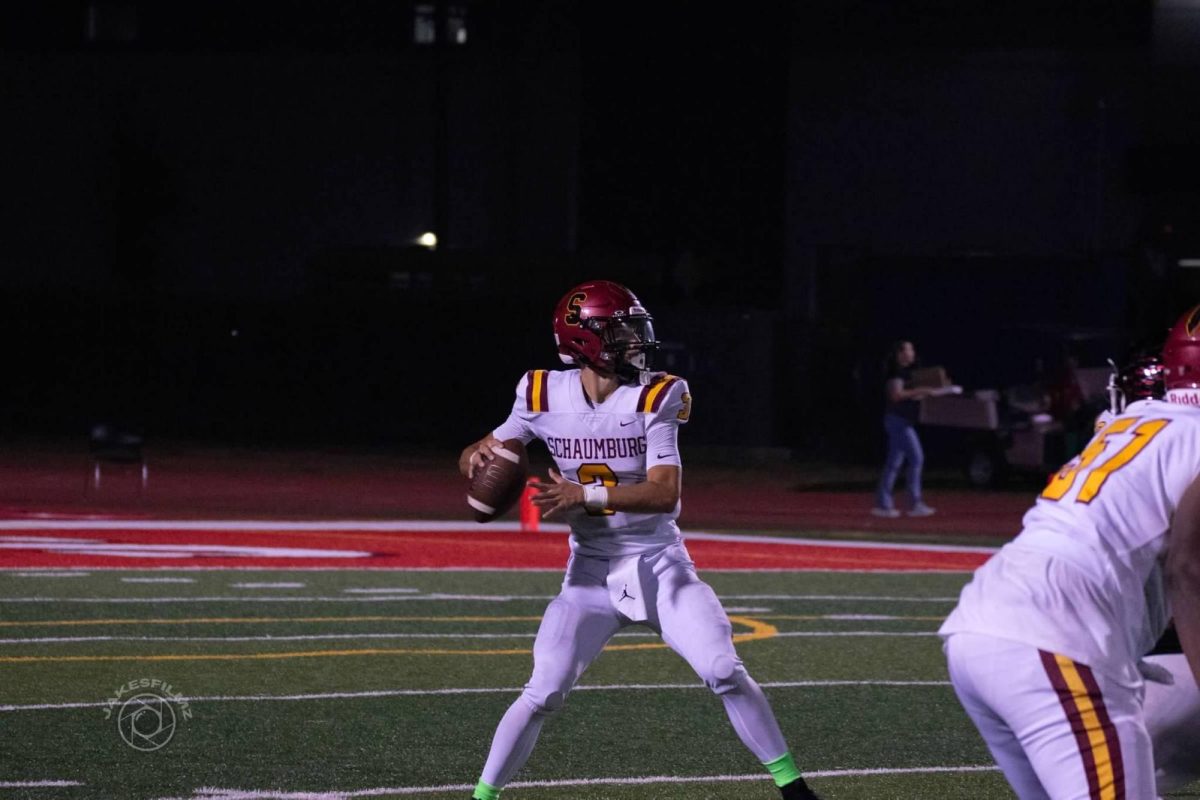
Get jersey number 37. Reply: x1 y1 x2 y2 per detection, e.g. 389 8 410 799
1041 417 1169 504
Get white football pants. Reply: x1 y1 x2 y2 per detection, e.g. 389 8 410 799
479 543 789 788
945 632 1154 800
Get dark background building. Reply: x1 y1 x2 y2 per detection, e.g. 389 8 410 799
1 0 1197 464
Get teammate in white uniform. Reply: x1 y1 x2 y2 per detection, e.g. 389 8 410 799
940 307 1200 800
1098 352 1200 795
459 281 821 800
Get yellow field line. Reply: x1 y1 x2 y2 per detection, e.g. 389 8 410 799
0 615 544 628
0 616 778 663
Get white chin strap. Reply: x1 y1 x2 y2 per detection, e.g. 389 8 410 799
1166 389 1200 406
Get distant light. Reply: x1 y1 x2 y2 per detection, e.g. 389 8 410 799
1179 259 1200 268
417 232 438 250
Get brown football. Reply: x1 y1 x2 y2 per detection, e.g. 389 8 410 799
467 440 529 522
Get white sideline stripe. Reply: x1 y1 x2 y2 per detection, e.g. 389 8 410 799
154 766 998 799
122 577 196 584
0 629 934 645
0 593 957 604
10 572 90 578
0 780 84 788
231 583 306 589
0 566 568 573
0 519 995 554
0 679 951 712
683 530 1000 554
0 520 570 533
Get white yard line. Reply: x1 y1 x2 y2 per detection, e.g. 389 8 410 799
0 566 969 573
121 577 197 584
775 631 938 638
0 629 936 645
0 593 957 603
230 583 306 589
150 766 998 799
0 679 950 712
10 572 90 578
341 588 420 594
0 780 84 788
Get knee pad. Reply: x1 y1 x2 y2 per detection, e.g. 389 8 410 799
705 653 745 695
520 688 567 716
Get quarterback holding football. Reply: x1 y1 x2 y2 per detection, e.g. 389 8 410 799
458 280 821 800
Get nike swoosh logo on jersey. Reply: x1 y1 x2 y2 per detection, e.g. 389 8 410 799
619 420 636 427
656 452 671 458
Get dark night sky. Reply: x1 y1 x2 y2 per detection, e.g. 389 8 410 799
1 0 1195 453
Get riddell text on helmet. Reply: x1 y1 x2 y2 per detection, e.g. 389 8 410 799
1168 391 1200 405
544 435 647 460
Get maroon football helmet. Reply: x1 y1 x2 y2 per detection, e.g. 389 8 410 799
552 280 657 379
1107 352 1164 414
1162 305 1200 392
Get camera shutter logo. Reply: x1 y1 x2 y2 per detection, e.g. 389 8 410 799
104 678 191 752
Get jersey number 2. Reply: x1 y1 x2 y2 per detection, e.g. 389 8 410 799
577 463 617 516
1041 417 1169 504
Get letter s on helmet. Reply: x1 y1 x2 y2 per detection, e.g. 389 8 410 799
552 280 657 380
1162 304 1200 394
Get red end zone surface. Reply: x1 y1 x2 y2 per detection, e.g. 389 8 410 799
0 526 991 571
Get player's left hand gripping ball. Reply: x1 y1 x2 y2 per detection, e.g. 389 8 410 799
467 440 528 522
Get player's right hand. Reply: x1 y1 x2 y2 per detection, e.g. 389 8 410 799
466 436 505 479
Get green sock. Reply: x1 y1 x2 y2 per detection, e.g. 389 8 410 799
763 752 803 788
472 780 501 800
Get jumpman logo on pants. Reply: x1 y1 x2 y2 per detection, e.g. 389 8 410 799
619 584 636 602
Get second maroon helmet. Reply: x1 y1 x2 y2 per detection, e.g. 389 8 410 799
552 280 657 379
1162 305 1200 394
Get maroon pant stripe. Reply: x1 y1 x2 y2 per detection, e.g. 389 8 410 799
1075 661 1125 799
1039 650 1103 799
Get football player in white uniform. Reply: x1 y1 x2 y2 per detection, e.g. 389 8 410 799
1100 351 1200 795
939 306 1200 799
459 281 821 800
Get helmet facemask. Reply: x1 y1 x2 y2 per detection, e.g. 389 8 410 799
588 313 658 381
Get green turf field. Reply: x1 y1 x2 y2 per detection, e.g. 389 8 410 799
0 568 1196 799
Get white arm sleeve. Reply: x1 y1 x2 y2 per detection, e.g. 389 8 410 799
644 377 690 469
646 420 681 469
492 372 537 444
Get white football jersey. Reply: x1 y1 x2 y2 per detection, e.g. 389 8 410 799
941 399 1200 685
493 368 693 558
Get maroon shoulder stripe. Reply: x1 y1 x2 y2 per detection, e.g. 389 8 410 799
637 382 654 411
649 377 679 413
524 370 535 412
1040 650 1103 800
